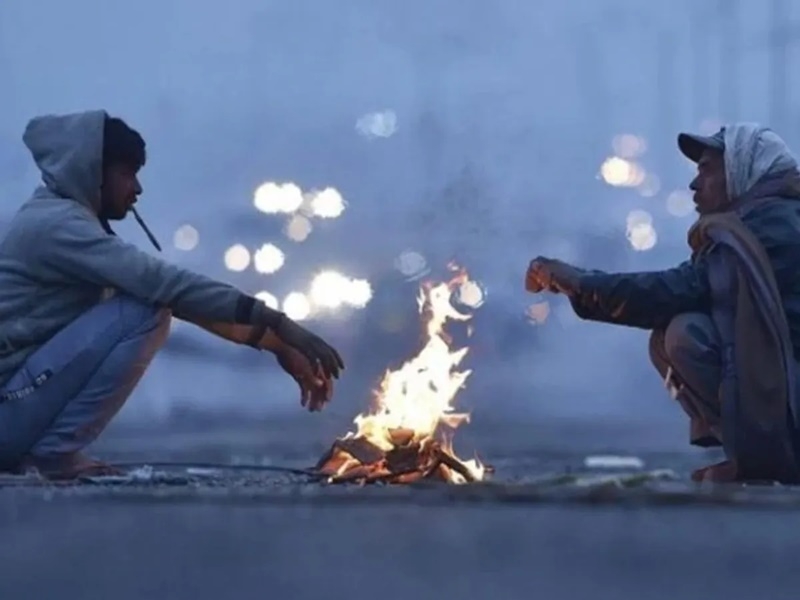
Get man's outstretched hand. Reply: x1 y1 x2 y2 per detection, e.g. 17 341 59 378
525 257 582 295
274 318 345 380
275 346 333 412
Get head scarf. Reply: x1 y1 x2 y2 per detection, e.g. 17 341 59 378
723 123 798 202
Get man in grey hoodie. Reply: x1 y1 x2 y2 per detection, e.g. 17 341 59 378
0 110 344 479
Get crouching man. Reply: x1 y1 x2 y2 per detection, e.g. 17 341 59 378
0 110 344 479
526 123 800 484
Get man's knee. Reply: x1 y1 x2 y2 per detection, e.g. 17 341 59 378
661 313 719 368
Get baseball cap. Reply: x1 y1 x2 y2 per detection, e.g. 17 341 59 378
677 129 725 162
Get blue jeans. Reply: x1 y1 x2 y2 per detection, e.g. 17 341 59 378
649 313 723 447
0 295 170 467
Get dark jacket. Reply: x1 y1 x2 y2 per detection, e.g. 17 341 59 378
689 212 800 481
570 172 800 358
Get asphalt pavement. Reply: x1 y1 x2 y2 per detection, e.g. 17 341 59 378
1 415 798 600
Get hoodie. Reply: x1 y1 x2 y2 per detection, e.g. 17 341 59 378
0 110 259 386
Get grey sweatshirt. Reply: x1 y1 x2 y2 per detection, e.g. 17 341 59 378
0 110 261 386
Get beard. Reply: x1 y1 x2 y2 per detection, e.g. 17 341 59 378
98 198 130 221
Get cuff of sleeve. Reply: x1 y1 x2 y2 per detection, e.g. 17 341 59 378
244 295 286 329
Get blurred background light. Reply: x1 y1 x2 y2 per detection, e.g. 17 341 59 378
309 270 350 309
224 244 251 272
254 290 280 310
254 182 304 214
344 278 373 308
309 270 373 310
283 292 311 321
626 210 657 251
308 187 346 219
599 157 646 187
284 214 313 242
173 224 199 251
253 243 285 274
394 250 430 281
456 279 486 309
526 301 551 325
612 133 647 159
666 190 695 217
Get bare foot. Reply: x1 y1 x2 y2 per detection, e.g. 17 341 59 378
691 459 739 483
18 453 123 481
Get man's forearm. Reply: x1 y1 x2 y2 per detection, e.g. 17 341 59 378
570 261 711 330
174 313 285 353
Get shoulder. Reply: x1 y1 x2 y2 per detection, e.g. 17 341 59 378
14 191 101 233
1 192 104 259
741 199 800 247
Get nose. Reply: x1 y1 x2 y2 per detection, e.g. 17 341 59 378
134 176 143 196
689 176 699 192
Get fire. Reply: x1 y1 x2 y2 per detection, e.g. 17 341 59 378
316 268 487 484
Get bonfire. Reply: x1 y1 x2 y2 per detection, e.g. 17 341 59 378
315 268 488 484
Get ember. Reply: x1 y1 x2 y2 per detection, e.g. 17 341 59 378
316 268 488 484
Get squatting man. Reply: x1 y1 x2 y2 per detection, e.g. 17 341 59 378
527 123 800 484
0 110 343 479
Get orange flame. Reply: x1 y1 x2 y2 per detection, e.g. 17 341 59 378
344 268 484 483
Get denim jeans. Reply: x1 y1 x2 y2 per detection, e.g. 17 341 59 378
0 294 170 467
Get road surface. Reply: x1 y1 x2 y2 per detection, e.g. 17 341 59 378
1 415 798 600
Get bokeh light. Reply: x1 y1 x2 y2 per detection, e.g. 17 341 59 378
526 301 550 325
224 244 251 272
308 187 346 219
253 243 285 274
600 157 646 187
254 182 304 214
612 134 647 159
285 214 313 242
637 173 661 198
283 292 311 321
394 250 430 281
456 279 486 309
666 190 695 217
254 290 279 310
309 270 350 309
356 110 398 139
626 210 657 251
173 224 199 251
345 279 373 308
309 270 373 310
627 209 653 228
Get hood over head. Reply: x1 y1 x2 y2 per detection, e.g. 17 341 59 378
722 123 798 201
23 110 107 212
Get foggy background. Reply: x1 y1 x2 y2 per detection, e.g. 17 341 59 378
1 0 798 444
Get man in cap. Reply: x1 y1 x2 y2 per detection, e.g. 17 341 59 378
526 123 800 483
0 110 344 479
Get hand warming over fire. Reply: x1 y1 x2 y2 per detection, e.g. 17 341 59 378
174 317 338 411
276 346 333 412
525 256 581 296
274 317 344 380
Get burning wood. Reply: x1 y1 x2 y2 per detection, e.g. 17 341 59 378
315 268 489 485
315 434 482 484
